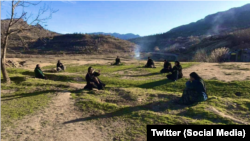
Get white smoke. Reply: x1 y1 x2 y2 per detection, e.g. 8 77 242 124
134 45 141 59
207 8 236 36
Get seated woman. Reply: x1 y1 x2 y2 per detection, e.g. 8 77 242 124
84 67 105 90
34 64 46 79
167 61 183 81
145 57 156 68
176 72 208 105
112 56 121 65
57 60 65 71
160 60 172 73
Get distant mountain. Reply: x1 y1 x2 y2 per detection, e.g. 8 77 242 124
165 3 250 37
88 32 140 40
129 3 250 53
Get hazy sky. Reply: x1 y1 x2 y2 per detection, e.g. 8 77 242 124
1 1 250 36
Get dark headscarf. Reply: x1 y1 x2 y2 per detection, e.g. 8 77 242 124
88 66 92 73
36 64 40 69
190 72 202 81
175 61 180 66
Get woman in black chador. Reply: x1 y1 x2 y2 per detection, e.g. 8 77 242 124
145 57 156 68
84 67 105 90
112 56 121 65
166 61 183 81
175 72 208 105
160 60 172 73
57 60 65 71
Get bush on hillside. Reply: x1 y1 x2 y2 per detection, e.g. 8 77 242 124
164 43 180 52
192 48 209 62
209 47 229 62
193 47 230 62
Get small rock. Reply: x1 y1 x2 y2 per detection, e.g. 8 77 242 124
235 92 241 96
113 137 120 141
149 94 157 97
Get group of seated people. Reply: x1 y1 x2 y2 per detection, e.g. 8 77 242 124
144 57 183 81
148 58 207 104
143 57 207 104
164 60 183 81
34 57 208 105
34 60 66 79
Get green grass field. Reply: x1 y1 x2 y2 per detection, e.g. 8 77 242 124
2 62 250 140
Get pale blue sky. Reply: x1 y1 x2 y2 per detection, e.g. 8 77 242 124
1 1 250 36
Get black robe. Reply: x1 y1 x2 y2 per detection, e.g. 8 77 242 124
114 58 120 65
166 65 183 80
84 72 105 90
177 79 208 105
57 62 64 71
160 62 172 73
145 59 155 68
164 62 171 69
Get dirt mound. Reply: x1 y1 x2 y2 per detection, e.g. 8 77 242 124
5 60 24 68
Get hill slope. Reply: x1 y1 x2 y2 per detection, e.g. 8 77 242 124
1 19 59 49
31 33 136 54
1 19 136 55
129 4 250 53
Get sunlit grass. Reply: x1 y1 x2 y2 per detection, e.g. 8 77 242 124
2 62 250 141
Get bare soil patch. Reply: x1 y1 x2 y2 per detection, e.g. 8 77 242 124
1 89 18 94
183 63 250 82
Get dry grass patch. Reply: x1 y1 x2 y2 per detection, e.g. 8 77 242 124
223 71 241 75
216 64 250 71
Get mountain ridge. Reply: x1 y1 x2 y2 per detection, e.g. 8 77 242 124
1 19 136 55
87 32 140 40
129 3 250 54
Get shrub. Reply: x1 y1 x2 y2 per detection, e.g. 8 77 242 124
192 48 209 62
164 43 180 52
209 47 229 62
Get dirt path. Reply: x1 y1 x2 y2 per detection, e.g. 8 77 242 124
1 89 110 141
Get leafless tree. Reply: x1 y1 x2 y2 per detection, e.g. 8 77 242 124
1 0 57 83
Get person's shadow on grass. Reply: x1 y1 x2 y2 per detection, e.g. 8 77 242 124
138 78 173 89
63 94 190 124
